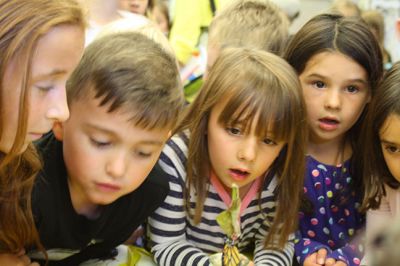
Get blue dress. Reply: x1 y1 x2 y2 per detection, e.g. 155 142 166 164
294 156 364 266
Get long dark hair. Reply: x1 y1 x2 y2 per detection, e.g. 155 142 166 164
284 13 383 212
361 62 400 211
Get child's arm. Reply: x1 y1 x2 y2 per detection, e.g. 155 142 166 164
253 216 295 265
147 146 211 265
294 231 332 265
147 179 210 265
254 239 294 266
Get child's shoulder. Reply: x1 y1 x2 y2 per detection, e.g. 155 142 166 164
139 163 170 193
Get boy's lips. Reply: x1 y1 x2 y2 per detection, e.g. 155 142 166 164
229 168 250 182
96 182 121 192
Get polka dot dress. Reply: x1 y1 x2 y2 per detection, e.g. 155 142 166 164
294 156 364 265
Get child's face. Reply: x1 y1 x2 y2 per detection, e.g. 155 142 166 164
380 113 400 182
0 24 84 154
120 0 149 15
299 51 370 145
58 93 170 213
207 98 285 194
152 6 169 35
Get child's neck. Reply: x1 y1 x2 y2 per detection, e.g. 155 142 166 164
307 136 352 166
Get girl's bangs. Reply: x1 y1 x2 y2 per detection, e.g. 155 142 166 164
217 83 295 142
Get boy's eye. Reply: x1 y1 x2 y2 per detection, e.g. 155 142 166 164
90 138 111 148
135 150 152 158
227 127 241 135
263 138 277 145
384 145 400 154
312 81 325 89
345 85 359 94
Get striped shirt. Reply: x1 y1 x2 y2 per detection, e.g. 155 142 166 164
148 132 294 265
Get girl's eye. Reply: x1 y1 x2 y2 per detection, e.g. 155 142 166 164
35 85 54 92
345 85 359 94
385 145 400 154
312 81 325 89
90 138 111 148
263 138 277 145
227 127 241 135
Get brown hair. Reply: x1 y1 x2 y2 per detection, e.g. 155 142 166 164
208 0 289 56
67 31 184 131
0 0 85 252
177 47 307 248
361 62 400 211
285 14 383 208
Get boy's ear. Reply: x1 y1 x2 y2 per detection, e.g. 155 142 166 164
52 122 64 141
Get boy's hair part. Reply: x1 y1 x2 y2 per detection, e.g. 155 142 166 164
67 32 184 130
208 0 289 55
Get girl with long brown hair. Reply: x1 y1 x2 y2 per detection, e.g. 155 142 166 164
148 47 307 265
0 0 85 264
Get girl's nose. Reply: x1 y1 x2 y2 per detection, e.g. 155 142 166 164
46 86 69 122
324 88 341 110
237 137 257 162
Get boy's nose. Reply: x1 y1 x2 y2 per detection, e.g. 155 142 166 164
106 153 127 179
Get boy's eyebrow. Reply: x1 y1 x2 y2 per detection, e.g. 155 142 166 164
307 73 368 85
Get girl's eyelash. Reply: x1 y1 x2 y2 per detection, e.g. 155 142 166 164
36 85 54 91
226 127 242 135
385 145 400 153
263 138 277 145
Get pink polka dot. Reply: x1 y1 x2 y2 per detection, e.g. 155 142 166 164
325 178 331 185
304 239 311 246
344 209 350 216
311 218 318 225
353 258 361 265
312 169 320 177
307 230 316 238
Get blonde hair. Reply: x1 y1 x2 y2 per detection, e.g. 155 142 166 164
208 0 289 55
97 22 176 60
330 0 361 17
178 47 307 248
0 0 85 252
